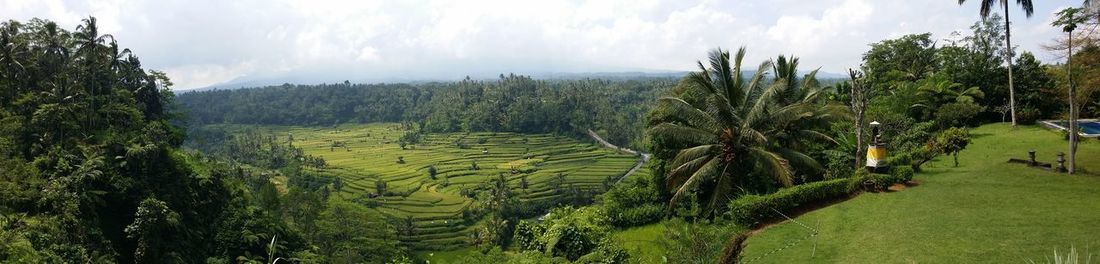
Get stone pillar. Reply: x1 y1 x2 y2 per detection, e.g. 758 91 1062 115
1056 153 1067 172
1028 150 1037 166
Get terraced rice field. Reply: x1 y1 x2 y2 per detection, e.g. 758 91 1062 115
218 123 646 250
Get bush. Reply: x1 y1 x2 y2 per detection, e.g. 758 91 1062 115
725 178 855 226
513 206 610 261
850 168 912 192
660 218 742 264
514 221 546 252
1016 107 1041 125
574 241 630 264
599 178 665 227
934 102 984 128
931 127 971 167
890 166 915 183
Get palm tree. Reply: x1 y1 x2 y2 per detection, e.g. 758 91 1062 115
911 77 984 108
0 21 28 107
957 0 1034 127
74 16 113 130
647 47 840 216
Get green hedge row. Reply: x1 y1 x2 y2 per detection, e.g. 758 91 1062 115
726 166 914 227
725 178 856 226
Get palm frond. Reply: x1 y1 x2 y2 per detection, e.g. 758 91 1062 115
666 155 714 192
648 123 718 147
671 145 718 168
776 147 824 175
668 157 722 209
749 147 794 187
741 61 774 110
656 97 721 132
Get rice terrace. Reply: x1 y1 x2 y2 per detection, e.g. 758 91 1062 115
197 123 649 250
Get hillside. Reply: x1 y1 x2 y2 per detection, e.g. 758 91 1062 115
200 123 648 250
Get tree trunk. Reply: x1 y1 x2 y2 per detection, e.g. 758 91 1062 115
849 69 868 170
855 114 864 169
1005 5 1018 127
1068 30 1077 174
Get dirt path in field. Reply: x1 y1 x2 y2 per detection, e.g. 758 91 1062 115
586 129 651 185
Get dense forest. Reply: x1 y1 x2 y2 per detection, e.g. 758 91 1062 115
0 17 410 263
178 76 676 149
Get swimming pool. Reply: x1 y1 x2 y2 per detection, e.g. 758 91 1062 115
1042 119 1100 138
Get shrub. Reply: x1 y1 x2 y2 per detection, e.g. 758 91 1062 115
849 167 914 192
1016 107 1041 125
575 240 630 263
890 166 915 183
600 178 664 227
931 127 971 167
934 102 985 128
660 218 742 264
514 206 610 261
513 221 546 252
375 179 387 195
726 178 855 226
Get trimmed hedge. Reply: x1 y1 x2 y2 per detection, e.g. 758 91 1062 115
726 168 916 227
726 178 856 226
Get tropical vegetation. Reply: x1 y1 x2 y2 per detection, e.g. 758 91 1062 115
3 2 1100 263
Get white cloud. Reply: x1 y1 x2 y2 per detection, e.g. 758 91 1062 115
0 0 1071 89
162 62 256 89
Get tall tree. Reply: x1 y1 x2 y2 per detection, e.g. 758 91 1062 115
848 69 870 169
957 0 1035 127
1053 7 1088 174
647 47 840 216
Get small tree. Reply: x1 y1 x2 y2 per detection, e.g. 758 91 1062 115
470 160 479 170
375 179 388 195
400 215 416 236
520 174 529 189
428 165 438 180
549 173 565 194
1053 7 1089 174
397 156 405 164
933 127 972 167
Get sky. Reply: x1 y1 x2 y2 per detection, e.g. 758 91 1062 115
0 0 1081 90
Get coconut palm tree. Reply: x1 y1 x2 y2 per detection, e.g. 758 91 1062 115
0 21 28 107
74 16 113 130
957 0 1034 127
647 47 841 216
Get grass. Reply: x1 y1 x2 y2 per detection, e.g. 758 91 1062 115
612 222 671 263
741 123 1100 263
209 123 646 250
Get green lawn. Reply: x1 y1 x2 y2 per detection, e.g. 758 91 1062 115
742 123 1100 263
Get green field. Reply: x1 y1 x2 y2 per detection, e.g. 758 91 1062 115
742 123 1100 263
211 123 647 250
